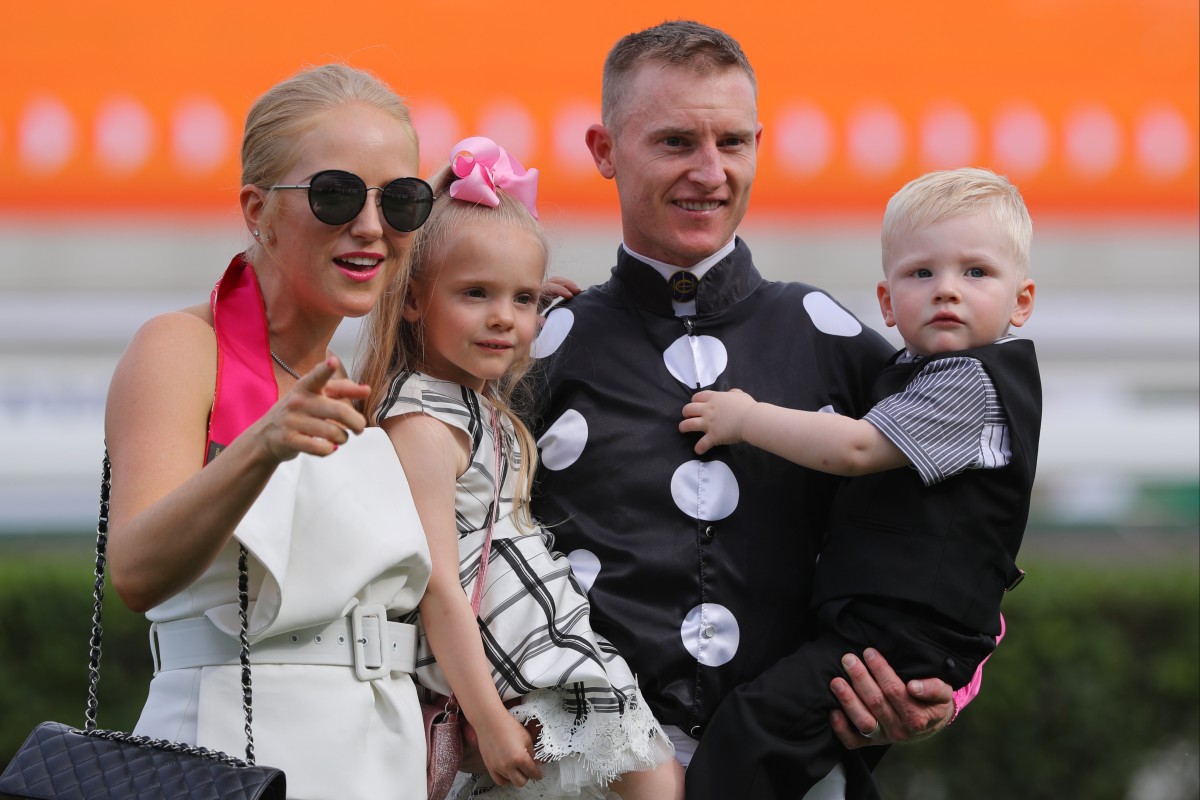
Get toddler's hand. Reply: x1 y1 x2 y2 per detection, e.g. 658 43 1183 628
477 712 543 788
679 388 757 455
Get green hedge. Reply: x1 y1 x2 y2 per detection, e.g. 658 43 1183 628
1 540 1197 799
0 542 153 746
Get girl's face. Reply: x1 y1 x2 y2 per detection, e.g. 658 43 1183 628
404 217 546 392
245 102 421 328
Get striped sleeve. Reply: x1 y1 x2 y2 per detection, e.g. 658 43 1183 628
863 356 998 486
377 371 477 439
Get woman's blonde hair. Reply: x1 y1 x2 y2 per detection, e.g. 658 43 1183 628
242 63 416 188
358 164 550 531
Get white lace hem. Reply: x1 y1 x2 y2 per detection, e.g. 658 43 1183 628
454 685 674 798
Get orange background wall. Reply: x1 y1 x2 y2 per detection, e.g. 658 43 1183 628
0 0 1196 219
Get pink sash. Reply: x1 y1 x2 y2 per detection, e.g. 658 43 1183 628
204 253 277 463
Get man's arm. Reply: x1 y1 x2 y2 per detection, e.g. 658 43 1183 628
830 610 1005 747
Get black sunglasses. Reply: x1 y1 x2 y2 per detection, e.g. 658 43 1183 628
270 170 434 232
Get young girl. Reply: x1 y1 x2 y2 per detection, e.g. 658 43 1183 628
359 138 681 799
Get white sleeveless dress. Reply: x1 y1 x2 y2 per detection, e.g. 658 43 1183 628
133 429 432 800
379 371 673 799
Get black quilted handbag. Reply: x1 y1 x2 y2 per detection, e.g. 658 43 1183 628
0 454 286 799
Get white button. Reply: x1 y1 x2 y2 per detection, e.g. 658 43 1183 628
702 625 716 639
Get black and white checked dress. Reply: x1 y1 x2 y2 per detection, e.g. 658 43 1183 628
379 371 672 798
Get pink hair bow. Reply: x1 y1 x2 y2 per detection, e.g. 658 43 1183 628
449 136 539 219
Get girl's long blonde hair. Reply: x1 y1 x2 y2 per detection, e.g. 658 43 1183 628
358 163 549 530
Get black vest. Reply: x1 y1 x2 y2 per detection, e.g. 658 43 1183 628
811 339 1041 635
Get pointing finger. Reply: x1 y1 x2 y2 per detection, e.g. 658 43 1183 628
296 356 338 393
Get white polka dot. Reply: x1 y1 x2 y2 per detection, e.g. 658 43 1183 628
532 307 574 359
663 335 728 389
803 292 863 337
671 460 739 522
992 105 1050 177
1136 105 1193 180
818 404 837 414
1064 105 1122 179
847 104 906 177
681 603 741 667
171 98 230 175
919 105 978 168
20 96 76 174
478 102 537 159
567 549 601 594
537 409 588 471
95 97 155 174
411 101 461 175
553 102 601 174
774 103 833 178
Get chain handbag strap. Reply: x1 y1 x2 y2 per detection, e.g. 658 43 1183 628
84 450 260 765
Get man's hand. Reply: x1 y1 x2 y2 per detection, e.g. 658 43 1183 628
829 648 956 749
540 276 581 312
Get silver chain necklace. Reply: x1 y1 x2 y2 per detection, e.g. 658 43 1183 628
270 350 302 380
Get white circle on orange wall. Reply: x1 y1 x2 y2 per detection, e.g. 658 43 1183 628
992 105 1051 178
96 97 155 174
478 102 537 160
1136 105 1193 180
411 101 461 175
920 105 978 168
20 96 76 175
171 98 230 175
774 103 833 178
1064 105 1122 179
847 104 906 177
553 102 601 174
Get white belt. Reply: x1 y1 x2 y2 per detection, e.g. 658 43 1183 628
149 603 416 682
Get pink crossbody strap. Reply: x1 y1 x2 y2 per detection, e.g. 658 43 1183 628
468 408 502 614
442 408 502 715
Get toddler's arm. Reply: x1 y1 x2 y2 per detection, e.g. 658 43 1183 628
680 388 909 475
383 412 543 789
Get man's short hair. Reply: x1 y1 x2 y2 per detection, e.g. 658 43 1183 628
601 20 756 132
882 167 1033 278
